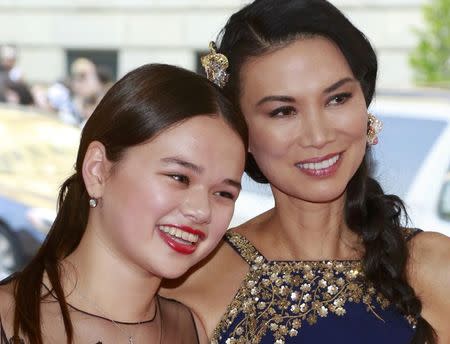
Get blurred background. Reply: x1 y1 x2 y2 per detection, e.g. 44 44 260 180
0 0 450 277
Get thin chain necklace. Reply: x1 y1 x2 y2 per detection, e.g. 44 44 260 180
72 290 160 344
42 283 161 344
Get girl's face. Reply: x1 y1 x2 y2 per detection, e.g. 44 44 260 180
239 36 368 203
90 115 245 278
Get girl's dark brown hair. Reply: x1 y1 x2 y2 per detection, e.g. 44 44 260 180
216 0 435 342
9 63 247 343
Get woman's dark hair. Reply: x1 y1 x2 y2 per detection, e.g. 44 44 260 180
10 63 247 344
215 0 434 342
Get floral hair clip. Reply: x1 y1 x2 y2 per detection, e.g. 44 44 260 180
201 41 229 88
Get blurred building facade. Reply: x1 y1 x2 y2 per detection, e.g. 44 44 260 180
0 0 426 89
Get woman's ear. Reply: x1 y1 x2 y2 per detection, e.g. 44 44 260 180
82 141 111 199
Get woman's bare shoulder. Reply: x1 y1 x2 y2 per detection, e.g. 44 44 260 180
407 231 450 340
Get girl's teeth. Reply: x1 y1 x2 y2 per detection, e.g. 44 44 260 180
158 225 199 244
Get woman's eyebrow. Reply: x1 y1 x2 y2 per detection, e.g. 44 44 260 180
323 77 357 94
256 95 296 107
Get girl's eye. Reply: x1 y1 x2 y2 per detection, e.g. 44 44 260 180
214 191 236 200
269 106 297 118
327 92 352 106
169 174 189 185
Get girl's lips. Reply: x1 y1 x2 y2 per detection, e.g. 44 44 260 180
158 230 198 255
173 224 206 240
157 224 206 255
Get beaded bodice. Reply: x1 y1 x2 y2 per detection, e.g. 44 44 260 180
211 231 417 344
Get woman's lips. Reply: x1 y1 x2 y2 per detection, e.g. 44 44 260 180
157 224 205 255
295 153 342 177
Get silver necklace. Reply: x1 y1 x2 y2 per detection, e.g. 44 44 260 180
69 288 160 344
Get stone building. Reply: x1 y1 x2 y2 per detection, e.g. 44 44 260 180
0 0 427 88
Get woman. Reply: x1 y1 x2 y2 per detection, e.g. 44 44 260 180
162 1 450 343
0 63 247 343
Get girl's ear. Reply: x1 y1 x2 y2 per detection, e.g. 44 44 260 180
82 141 111 199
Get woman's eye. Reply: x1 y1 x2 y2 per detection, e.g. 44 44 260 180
169 174 189 185
327 92 352 106
269 106 297 118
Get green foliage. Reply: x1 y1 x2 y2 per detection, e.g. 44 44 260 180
410 0 450 87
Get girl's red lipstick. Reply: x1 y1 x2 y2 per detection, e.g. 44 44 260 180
158 224 205 255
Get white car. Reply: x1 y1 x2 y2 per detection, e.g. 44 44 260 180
231 95 450 237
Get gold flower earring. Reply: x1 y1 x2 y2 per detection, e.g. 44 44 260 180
367 113 382 145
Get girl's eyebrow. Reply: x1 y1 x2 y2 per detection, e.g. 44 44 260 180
161 157 242 189
161 157 203 174
225 179 242 190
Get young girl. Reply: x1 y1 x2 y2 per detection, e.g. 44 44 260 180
0 63 247 343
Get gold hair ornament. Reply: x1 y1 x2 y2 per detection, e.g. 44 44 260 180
201 41 229 88
367 113 382 145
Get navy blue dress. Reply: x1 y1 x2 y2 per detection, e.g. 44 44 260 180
211 231 417 344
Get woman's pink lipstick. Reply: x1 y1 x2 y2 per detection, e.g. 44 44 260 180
158 224 205 255
295 152 342 178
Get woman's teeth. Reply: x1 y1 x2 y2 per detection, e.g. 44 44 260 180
297 154 340 170
158 225 199 244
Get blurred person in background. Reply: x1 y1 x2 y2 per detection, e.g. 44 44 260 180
79 64 114 125
2 79 34 106
0 63 247 343
0 45 23 82
0 71 7 103
45 78 80 125
70 58 102 123
40 59 113 126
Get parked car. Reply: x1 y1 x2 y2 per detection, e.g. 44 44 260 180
230 95 450 237
0 104 79 278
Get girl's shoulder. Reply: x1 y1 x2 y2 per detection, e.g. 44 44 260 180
0 281 15 312
0 280 16 339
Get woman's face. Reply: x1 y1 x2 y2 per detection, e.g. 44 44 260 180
239 36 368 203
92 115 245 278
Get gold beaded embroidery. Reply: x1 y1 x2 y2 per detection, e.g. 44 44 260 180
211 231 416 344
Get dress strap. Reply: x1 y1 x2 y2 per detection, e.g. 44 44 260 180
224 231 267 266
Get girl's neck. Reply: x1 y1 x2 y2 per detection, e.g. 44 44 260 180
56 225 161 323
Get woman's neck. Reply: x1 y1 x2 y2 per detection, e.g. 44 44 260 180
246 190 363 261
57 224 161 323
